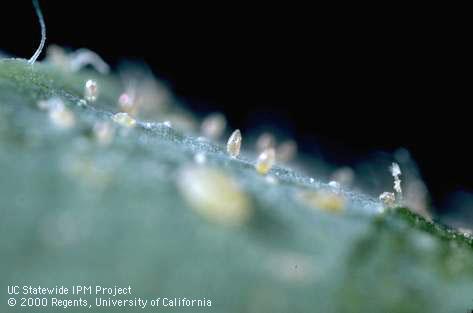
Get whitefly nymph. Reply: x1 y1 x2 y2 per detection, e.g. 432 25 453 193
176 166 252 226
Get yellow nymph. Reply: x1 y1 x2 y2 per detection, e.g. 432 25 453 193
255 148 276 175
111 112 136 128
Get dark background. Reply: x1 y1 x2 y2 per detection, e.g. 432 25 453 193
1 2 470 212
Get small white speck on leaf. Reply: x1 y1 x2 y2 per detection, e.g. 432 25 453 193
255 148 276 175
328 181 340 189
84 79 99 102
379 191 396 208
227 129 242 158
331 166 355 187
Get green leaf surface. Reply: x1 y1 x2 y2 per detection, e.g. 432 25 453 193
1 59 472 313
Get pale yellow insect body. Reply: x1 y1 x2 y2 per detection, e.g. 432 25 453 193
177 166 252 226
255 148 276 175
111 112 136 128
297 190 346 214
